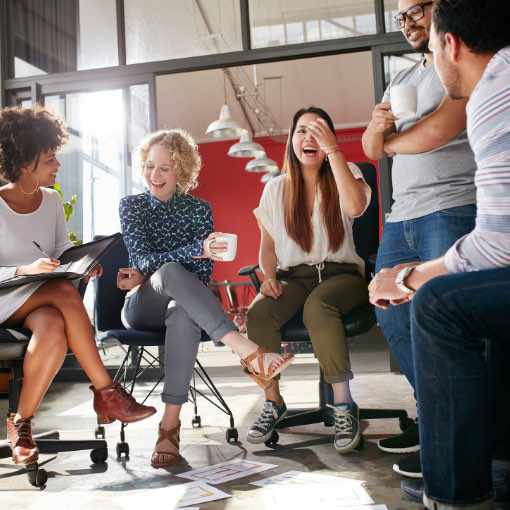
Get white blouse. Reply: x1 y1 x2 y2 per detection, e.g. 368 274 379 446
0 188 73 324
254 162 371 275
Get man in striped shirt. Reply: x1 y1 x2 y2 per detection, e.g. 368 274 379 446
369 0 510 508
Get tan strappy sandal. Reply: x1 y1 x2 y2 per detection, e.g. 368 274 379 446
240 348 295 389
151 421 183 469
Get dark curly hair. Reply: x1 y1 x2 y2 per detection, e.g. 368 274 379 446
0 105 68 183
433 0 510 54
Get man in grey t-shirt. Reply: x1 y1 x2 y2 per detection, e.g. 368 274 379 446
362 0 476 470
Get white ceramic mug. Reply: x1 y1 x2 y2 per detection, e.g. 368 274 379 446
210 233 238 261
391 84 418 120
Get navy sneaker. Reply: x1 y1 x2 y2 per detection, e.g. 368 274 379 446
247 400 287 444
327 402 361 453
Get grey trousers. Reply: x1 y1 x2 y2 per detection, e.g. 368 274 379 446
122 262 237 404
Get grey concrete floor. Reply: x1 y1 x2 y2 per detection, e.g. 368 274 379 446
0 335 423 510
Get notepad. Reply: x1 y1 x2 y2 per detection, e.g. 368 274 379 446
0 233 122 290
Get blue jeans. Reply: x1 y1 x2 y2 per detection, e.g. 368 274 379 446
411 267 510 505
375 205 476 389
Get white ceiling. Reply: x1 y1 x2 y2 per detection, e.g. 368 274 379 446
156 51 374 143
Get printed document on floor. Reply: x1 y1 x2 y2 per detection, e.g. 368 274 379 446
177 459 278 484
254 471 375 508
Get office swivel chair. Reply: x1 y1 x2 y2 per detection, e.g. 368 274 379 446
93 236 238 460
0 282 108 489
239 162 413 446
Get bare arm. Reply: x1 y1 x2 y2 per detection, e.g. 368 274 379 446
362 102 397 160
257 222 283 299
328 152 369 217
258 222 278 280
384 96 468 155
308 118 369 217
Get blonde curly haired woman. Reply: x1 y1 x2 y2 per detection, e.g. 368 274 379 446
118 129 294 468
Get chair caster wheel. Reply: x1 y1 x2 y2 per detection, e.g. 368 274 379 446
264 431 279 447
192 416 202 428
95 425 105 439
399 416 414 432
116 441 130 459
27 464 48 489
91 447 108 464
226 427 238 443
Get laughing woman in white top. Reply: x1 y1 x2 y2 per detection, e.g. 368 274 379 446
0 106 155 466
245 106 372 453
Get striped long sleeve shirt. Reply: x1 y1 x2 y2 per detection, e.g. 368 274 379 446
444 46 510 273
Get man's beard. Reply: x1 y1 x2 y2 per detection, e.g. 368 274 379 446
416 38 430 53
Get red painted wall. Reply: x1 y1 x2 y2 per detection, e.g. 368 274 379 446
194 127 379 283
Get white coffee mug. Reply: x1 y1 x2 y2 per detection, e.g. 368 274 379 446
391 84 418 120
210 233 238 262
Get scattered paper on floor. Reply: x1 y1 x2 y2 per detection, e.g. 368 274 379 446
177 459 278 484
253 471 375 508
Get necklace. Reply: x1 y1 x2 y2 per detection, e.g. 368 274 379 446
18 179 40 196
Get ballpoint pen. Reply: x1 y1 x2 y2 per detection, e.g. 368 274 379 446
32 240 51 259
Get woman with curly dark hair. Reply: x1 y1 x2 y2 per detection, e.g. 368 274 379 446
0 106 156 466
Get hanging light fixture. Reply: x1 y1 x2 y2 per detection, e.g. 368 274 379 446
260 169 280 183
228 129 265 158
206 71 243 139
245 154 279 173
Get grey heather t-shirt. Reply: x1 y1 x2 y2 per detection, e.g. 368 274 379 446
382 58 476 222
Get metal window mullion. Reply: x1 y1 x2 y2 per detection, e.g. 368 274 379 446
374 0 386 34
240 0 251 51
116 0 127 66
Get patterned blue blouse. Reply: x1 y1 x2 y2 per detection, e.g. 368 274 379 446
119 191 213 285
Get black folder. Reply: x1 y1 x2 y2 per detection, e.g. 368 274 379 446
0 233 122 290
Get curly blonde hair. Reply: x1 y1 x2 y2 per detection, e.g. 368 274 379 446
139 129 202 193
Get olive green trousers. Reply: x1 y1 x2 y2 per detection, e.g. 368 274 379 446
246 262 369 384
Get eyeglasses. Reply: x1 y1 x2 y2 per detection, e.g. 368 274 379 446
393 1 434 29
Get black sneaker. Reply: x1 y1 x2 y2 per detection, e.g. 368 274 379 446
378 421 420 454
247 400 287 444
393 451 422 478
327 402 361 453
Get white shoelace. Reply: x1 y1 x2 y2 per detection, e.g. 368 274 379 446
253 402 278 431
327 404 354 434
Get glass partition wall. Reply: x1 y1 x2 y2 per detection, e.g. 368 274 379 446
1 0 409 377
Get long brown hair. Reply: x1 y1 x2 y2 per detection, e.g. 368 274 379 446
282 107 344 253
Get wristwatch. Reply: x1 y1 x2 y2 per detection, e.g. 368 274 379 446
395 266 416 295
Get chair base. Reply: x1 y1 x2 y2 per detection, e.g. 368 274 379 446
0 430 108 489
276 407 413 430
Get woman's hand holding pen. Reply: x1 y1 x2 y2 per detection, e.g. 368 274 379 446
16 258 60 276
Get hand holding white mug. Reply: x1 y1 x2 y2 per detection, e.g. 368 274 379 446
195 232 237 261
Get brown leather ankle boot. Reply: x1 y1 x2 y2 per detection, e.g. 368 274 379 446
90 382 156 424
6 414 39 465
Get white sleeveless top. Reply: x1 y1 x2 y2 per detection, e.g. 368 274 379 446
0 188 73 324
254 163 371 275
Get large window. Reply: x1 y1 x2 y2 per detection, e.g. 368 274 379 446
7 0 118 78
249 0 377 49
125 0 242 64
384 0 400 32
44 85 150 243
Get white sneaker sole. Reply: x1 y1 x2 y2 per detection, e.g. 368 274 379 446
246 409 288 445
378 442 421 454
334 429 362 454
393 462 423 479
